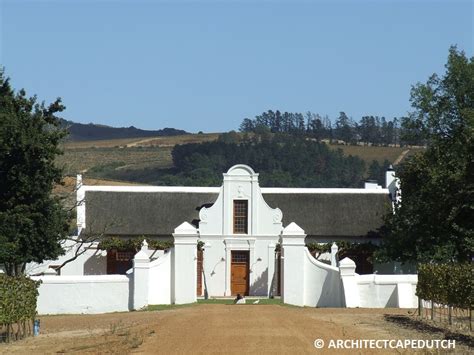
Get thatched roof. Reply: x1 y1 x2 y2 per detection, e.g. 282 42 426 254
263 193 390 238
84 190 390 238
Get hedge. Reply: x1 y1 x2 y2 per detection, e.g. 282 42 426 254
416 263 473 309
0 275 40 342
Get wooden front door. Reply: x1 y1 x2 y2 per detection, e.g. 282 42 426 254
231 251 249 296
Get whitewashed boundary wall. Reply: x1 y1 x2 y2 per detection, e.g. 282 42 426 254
281 223 418 308
148 251 172 305
281 223 343 307
132 241 174 309
303 249 343 307
126 222 198 309
33 247 175 315
33 223 198 314
340 257 418 308
33 275 130 314
32 249 173 314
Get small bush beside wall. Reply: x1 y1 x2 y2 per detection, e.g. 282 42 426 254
0 275 40 342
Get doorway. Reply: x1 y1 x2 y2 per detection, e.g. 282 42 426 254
231 250 249 296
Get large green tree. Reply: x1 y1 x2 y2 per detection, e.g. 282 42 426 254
0 70 70 276
378 47 473 264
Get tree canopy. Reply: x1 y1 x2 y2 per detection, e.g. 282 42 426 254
0 69 71 276
239 110 410 146
239 109 428 147
377 47 473 264
104 134 368 188
169 137 367 188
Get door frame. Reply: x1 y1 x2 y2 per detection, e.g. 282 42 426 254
230 250 250 296
224 238 255 296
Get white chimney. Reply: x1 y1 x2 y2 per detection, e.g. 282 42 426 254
385 165 396 189
76 174 86 230
386 165 401 205
76 174 83 190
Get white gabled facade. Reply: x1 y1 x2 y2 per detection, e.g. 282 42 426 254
198 164 283 296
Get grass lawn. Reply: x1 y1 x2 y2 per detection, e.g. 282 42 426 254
145 297 283 311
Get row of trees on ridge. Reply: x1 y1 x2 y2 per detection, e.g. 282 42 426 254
240 110 424 146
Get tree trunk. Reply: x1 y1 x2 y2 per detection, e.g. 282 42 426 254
4 263 26 277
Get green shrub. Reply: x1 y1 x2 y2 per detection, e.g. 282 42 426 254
0 275 40 342
416 263 473 309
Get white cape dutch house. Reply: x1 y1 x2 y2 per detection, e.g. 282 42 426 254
24 164 418 314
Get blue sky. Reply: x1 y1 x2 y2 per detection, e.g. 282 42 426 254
1 0 472 133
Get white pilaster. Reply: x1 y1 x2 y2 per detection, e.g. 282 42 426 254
339 257 360 308
280 222 306 307
133 240 150 310
267 243 276 296
225 246 231 296
173 222 199 304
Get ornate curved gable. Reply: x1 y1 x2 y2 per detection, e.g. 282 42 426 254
199 164 283 236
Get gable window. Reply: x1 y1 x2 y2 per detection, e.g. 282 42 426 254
233 200 248 234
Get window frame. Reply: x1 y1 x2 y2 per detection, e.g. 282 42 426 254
233 199 248 234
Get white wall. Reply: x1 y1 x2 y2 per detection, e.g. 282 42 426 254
356 274 418 308
281 226 418 309
303 249 343 307
281 223 344 307
201 238 226 297
148 251 172 304
339 258 418 308
25 239 107 276
30 241 194 314
33 275 130 314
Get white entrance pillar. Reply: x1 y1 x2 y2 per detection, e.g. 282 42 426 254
339 257 360 308
281 222 306 307
133 240 150 310
173 222 199 304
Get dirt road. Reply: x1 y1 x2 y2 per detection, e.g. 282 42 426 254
1 305 471 354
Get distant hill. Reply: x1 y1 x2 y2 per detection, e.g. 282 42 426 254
60 119 189 141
